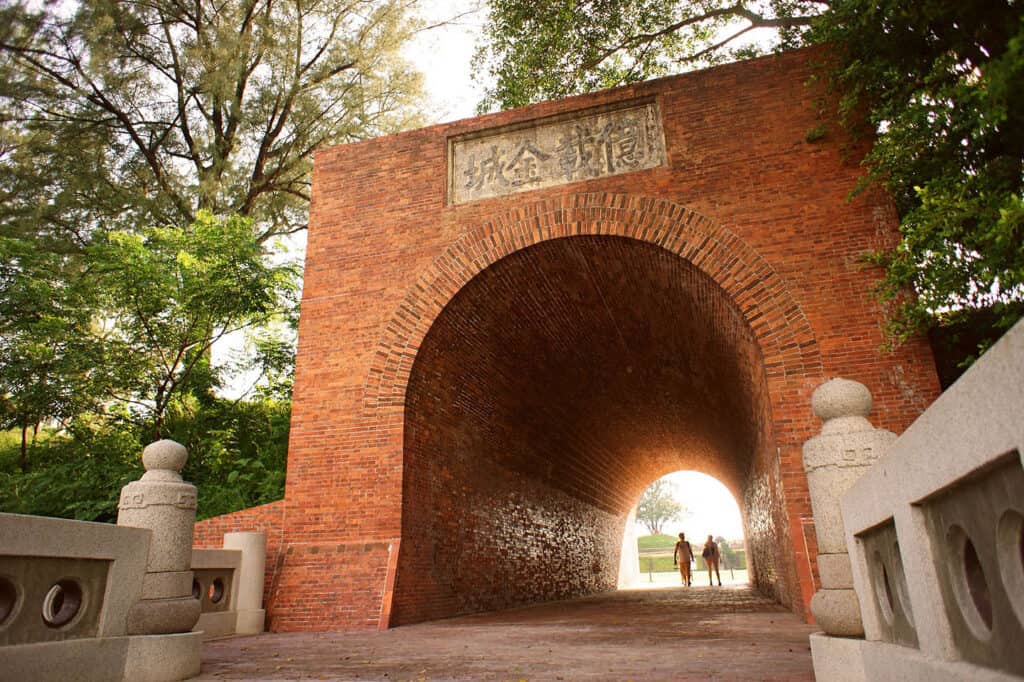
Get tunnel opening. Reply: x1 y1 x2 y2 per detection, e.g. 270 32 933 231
622 471 748 589
391 235 796 626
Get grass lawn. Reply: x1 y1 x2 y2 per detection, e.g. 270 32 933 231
637 533 677 550
632 569 750 587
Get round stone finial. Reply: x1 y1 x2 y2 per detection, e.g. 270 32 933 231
812 378 872 421
142 439 188 472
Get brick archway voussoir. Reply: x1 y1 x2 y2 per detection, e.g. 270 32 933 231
362 193 821 414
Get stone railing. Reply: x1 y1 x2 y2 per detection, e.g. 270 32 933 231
806 319 1024 681
0 439 266 681
192 532 266 639
0 513 158 680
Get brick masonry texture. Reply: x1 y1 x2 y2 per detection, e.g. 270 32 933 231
194 46 941 631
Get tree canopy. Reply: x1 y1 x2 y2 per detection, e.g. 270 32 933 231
0 0 431 519
815 1 1024 343
0 0 425 243
637 478 686 535
474 0 828 111
1 0 428 470
475 0 1024 342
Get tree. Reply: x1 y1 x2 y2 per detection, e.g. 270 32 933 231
637 478 685 535
0 0 425 243
473 0 828 111
0 235 102 471
87 211 297 437
2 211 294 449
0 0 428 439
715 535 740 576
475 0 1024 346
814 1 1024 343
0 0 434 521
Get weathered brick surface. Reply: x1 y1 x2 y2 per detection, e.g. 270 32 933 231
197 46 940 631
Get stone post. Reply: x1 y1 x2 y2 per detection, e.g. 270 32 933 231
117 440 201 635
803 378 895 636
223 532 266 634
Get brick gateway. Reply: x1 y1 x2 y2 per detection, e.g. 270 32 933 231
195 48 941 631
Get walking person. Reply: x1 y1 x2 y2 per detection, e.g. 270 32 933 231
702 535 722 586
673 532 693 586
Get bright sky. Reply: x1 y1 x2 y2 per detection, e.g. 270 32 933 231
406 0 488 123
636 471 745 541
404 0 778 125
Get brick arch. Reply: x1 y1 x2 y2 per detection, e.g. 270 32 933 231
362 192 823 418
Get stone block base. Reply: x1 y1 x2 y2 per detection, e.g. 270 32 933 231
235 609 265 635
122 631 202 682
810 633 1021 682
809 633 867 682
2 637 130 682
195 611 239 640
2 631 201 682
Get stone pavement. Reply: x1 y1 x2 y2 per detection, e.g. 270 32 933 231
195 585 816 681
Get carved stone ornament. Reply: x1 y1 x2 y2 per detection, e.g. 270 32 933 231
117 439 200 634
803 378 896 637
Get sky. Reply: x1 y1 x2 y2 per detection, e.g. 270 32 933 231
405 0 488 123
636 471 746 541
403 0 780 126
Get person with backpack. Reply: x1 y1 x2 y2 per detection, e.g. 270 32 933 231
672 532 694 586
702 535 722 586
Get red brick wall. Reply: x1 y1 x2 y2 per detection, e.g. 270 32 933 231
200 46 940 631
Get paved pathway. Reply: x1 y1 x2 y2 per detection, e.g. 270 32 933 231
195 585 816 681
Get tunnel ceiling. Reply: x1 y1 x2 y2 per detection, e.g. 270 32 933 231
404 235 773 515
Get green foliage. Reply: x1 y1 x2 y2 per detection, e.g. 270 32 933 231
715 535 745 569
2 211 296 447
0 422 144 522
0 0 425 241
0 395 289 522
0 212 294 520
473 0 827 111
0 234 101 466
0 0 431 522
164 396 291 520
814 1 1024 341
0 210 295 499
636 478 686 535
0 0 429 505
88 211 298 436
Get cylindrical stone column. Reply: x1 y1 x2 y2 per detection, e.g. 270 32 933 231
803 378 895 637
223 532 266 634
117 439 201 635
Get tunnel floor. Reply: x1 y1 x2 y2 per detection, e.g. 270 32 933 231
195 585 816 681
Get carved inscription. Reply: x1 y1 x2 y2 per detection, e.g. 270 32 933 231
450 101 666 204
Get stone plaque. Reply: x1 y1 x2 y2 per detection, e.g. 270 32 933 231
449 100 666 204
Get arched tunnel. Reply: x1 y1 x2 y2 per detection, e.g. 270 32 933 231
392 235 797 626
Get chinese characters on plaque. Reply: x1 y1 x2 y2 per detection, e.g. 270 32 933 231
450 101 666 204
